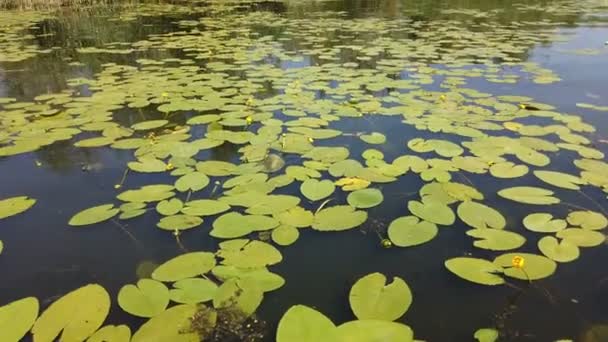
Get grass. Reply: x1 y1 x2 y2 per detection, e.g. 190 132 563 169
0 0 118 10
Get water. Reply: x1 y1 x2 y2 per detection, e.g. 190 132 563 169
1 0 608 341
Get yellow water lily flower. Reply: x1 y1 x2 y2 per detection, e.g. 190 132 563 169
307 137 314 143
246 116 253 124
165 163 174 171
511 255 525 269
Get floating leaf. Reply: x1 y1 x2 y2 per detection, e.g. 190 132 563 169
131 304 200 342
196 160 237 176
131 120 168 131
272 225 300 246
156 198 183 216
274 207 314 228
69 204 119 226
169 278 218 304
489 162 528 178
533 170 586 190
312 205 368 231
128 158 167 173
556 228 606 247
213 278 263 315
335 177 371 191
347 188 383 209
217 239 282 268
566 211 608 230
0 196 36 220
87 325 131 342
349 273 412 321
74 137 115 148
276 305 337 342
360 132 386 144
497 187 559 205
0 297 39 342
457 201 505 230
523 213 567 233
212 266 285 292
181 200 230 217
117 184 175 203
474 328 499 342
157 215 202 231
387 216 438 247
300 179 336 201
118 279 169 318
32 284 110 342
466 229 526 251
444 257 505 285
538 236 580 263
493 253 556 280
335 320 414 342
408 200 455 226
152 252 216 282
175 172 210 192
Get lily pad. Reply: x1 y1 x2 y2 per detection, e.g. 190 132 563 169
169 278 218 304
457 201 506 230
181 200 230 217
360 132 386 144
523 213 567 233
32 284 110 342
274 207 314 228
538 236 580 263
152 252 216 282
272 225 300 246
489 162 528 178
566 211 608 230
349 273 412 321
0 297 39 342
0 196 36 220
556 228 606 247
534 170 586 190
444 257 505 285
347 188 384 209
387 216 438 247
175 172 210 192
276 305 337 342
300 179 336 201
335 320 414 342
466 229 526 251
87 325 131 342
156 198 183 216
131 120 168 131
118 279 169 318
408 199 455 226
157 215 202 231
217 239 282 268
312 205 368 231
69 204 119 226
131 304 200 342
474 328 499 342
493 253 556 280
497 187 559 205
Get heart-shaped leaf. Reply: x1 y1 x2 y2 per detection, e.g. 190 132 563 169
408 199 455 225
523 213 567 233
457 201 505 230
169 278 218 304
131 304 199 342
152 252 216 282
300 179 335 201
347 188 384 209
87 325 131 342
387 216 438 247
349 273 412 321
566 210 608 230
69 204 119 226
538 236 580 263
493 253 556 280
0 297 39 342
276 305 337 342
466 229 526 251
0 196 36 219
118 279 169 318
445 257 504 285
498 186 559 205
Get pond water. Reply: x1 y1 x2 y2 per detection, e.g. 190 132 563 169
1 0 608 341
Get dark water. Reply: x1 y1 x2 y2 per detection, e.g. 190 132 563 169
1 0 608 341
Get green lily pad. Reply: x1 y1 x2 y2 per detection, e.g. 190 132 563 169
493 253 556 280
523 213 567 233
349 273 412 321
157 215 202 231
74 136 115 148
213 278 263 315
181 200 230 217
118 279 169 318
474 328 499 342
69 204 119 226
312 205 368 231
533 170 586 190
274 207 314 228
0 297 39 342
457 201 506 230
212 266 285 292
556 228 606 247
360 132 386 144
217 239 282 268
152 252 216 282
444 257 505 285
538 236 580 263
128 158 167 173
87 325 131 342
466 229 526 251
387 216 438 247
196 160 237 176
131 304 200 342
566 211 608 230
32 284 110 342
489 162 528 178
0 196 36 220
117 184 175 203
169 278 218 304
272 225 300 246
276 305 337 342
408 199 455 226
497 187 559 205
131 120 168 131
335 320 414 342
156 198 183 216
300 179 336 201
347 188 384 209
175 172 210 192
